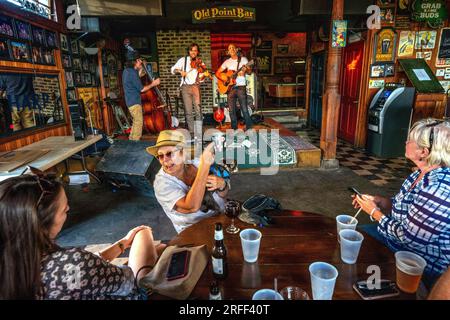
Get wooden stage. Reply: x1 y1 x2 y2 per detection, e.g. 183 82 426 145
137 117 321 169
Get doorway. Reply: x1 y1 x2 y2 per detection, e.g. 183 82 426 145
309 53 325 128
338 40 364 143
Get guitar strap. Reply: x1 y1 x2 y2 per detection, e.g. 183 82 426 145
182 55 188 85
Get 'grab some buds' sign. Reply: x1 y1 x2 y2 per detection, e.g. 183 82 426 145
192 7 255 24
412 0 447 25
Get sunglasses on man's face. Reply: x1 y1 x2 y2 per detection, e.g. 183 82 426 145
156 148 181 161
426 120 447 150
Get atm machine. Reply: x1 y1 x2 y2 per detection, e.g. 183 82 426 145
367 83 415 158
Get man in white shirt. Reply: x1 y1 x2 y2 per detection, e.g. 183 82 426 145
215 43 253 131
171 43 203 138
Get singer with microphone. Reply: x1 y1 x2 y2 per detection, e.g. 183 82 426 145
215 44 253 131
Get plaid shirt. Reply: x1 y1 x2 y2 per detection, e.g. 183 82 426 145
378 167 450 279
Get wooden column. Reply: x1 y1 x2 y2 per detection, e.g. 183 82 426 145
320 0 344 168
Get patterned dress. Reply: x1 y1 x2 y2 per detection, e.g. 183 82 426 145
40 247 140 300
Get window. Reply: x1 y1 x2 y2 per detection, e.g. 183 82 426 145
6 0 54 20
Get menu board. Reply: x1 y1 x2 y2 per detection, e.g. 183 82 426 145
438 28 450 59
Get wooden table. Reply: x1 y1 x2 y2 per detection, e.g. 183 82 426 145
167 210 415 300
0 135 101 181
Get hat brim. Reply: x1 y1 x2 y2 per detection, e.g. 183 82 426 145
146 141 185 157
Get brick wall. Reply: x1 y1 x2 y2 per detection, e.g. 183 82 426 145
156 30 213 117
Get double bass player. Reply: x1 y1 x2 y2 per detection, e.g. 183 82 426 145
122 51 160 141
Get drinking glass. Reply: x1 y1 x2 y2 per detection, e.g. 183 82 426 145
225 200 241 234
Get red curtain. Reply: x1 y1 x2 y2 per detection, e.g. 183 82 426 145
210 33 252 70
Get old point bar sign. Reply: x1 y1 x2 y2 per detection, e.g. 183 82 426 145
192 6 256 23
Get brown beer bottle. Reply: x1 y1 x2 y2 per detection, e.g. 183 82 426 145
212 222 228 279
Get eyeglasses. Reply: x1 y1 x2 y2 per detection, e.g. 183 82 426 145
426 120 446 151
35 176 52 208
156 148 181 161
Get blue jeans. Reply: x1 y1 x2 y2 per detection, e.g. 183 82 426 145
358 224 439 290
227 86 252 130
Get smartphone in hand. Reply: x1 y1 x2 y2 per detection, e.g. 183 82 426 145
353 280 400 300
348 187 362 197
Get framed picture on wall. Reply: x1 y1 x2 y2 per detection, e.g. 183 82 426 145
66 89 77 102
32 26 46 46
370 63 385 78
10 41 31 62
384 63 395 77
74 72 84 86
0 38 11 60
374 28 397 62
14 20 31 41
84 73 92 86
277 44 289 54
42 48 54 65
45 31 58 48
60 33 69 52
0 14 15 38
71 39 79 55
62 53 72 68
274 56 295 74
65 71 74 88
72 57 81 70
31 46 43 64
82 58 90 72
256 50 272 75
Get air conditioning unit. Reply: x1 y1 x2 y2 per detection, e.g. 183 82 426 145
292 0 374 15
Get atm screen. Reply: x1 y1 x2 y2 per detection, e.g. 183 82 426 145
383 90 392 98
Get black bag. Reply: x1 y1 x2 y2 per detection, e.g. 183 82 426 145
242 194 282 214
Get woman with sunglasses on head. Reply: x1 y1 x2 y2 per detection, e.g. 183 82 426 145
353 118 450 290
0 174 165 299
148 130 229 234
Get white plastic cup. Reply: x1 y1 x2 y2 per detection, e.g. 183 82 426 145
252 289 284 300
336 214 358 242
239 228 262 263
339 229 364 264
309 262 339 300
395 251 427 293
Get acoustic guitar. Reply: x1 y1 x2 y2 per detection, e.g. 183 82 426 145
217 60 254 95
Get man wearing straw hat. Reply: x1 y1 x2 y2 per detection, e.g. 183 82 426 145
147 130 229 233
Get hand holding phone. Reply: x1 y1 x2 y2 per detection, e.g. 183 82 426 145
166 250 190 281
348 187 362 197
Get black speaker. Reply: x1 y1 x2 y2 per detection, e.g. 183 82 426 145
95 140 161 196
69 100 88 141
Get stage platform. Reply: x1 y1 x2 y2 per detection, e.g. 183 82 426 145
129 117 322 169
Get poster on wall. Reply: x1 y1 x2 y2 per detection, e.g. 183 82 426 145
374 28 397 62
437 28 450 59
380 8 395 25
256 50 272 75
398 31 415 57
416 51 432 61
0 14 15 37
369 79 385 89
397 0 411 15
331 20 347 48
415 31 437 50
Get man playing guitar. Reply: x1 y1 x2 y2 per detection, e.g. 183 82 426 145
171 43 205 139
215 44 253 131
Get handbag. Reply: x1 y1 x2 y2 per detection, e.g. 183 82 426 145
138 245 208 300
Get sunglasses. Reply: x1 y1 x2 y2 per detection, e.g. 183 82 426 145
426 119 446 151
35 176 53 208
156 148 181 161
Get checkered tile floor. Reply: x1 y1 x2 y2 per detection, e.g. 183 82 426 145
296 128 414 186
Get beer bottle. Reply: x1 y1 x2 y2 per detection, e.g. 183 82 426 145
212 222 228 279
209 281 222 300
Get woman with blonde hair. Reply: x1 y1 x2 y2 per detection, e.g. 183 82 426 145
353 118 450 289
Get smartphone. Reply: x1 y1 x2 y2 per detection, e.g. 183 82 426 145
348 186 362 197
166 250 190 281
353 280 400 300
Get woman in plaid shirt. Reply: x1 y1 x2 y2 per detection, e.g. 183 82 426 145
354 118 450 289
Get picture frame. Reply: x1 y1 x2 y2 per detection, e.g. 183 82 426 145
259 40 272 50
384 63 395 77
72 57 81 70
277 44 289 54
256 49 272 75
82 57 90 72
380 8 395 25
274 56 295 74
74 72 84 86
45 31 58 48
416 51 432 61
415 31 437 50
65 71 74 88
10 41 31 62
0 37 12 61
370 63 385 78
31 46 43 64
436 69 445 77
0 14 15 38
41 48 54 65
66 88 77 102
374 28 397 62
31 26 46 46
103 76 109 87
71 39 79 55
398 31 415 57
14 20 31 41
60 33 69 52
62 53 72 68
84 73 92 86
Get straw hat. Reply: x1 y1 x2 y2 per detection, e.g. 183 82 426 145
146 130 187 157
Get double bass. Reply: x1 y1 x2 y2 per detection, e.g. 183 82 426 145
139 59 172 133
